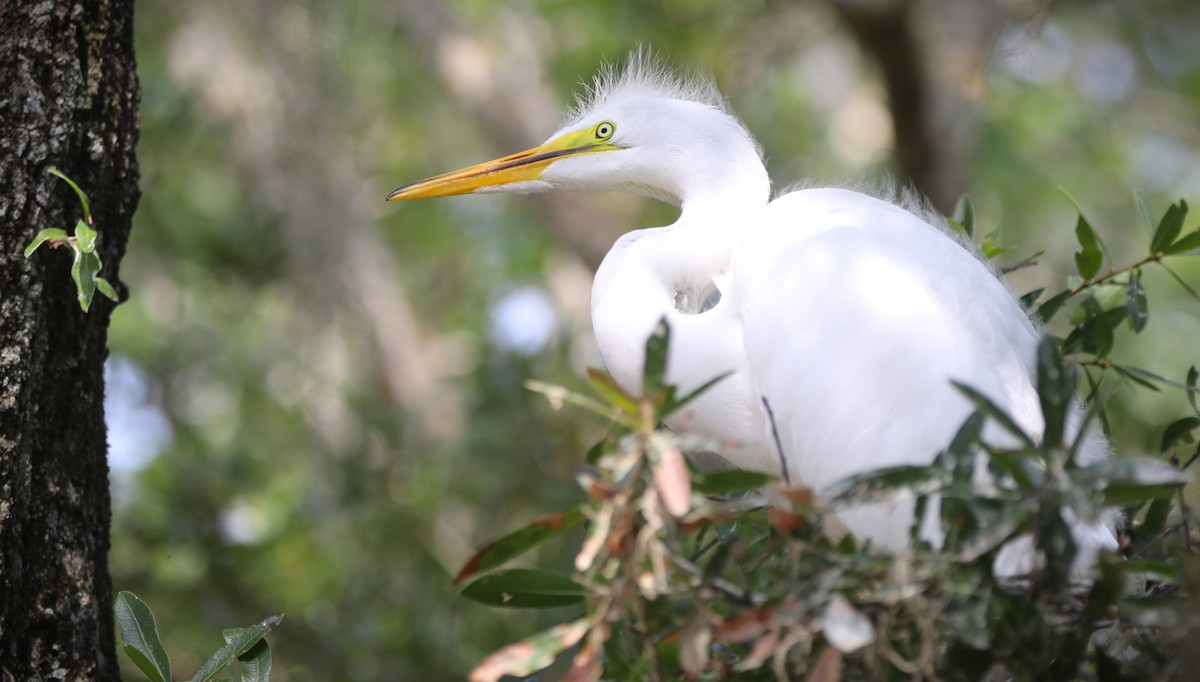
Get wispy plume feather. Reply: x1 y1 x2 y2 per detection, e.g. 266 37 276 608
562 46 728 127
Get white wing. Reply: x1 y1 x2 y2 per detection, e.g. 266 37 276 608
733 188 1046 548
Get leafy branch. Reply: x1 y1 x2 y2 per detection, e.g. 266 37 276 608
24 168 119 311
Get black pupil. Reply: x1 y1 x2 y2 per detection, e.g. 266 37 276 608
598 125 609 136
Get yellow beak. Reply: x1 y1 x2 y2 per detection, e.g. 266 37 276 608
386 131 619 201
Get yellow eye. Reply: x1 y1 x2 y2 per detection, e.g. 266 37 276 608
595 122 615 140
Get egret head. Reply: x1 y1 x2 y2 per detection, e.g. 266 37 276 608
387 51 768 207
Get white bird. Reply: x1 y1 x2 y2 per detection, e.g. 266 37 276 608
388 52 1116 569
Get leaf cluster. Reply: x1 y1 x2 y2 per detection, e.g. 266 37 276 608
116 591 283 682
24 169 119 311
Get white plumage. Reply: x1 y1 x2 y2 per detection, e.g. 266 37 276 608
389 51 1116 568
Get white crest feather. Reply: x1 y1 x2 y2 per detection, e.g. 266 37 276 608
562 47 728 127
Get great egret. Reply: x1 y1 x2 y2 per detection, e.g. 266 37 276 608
388 52 1115 568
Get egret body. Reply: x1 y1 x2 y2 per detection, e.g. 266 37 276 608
388 53 1115 564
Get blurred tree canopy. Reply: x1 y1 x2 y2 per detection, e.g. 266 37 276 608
110 0 1200 679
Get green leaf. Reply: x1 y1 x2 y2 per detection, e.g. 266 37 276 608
585 367 639 418
1188 366 1199 415
74 220 98 253
1037 337 1075 449
1000 250 1043 275
980 226 1007 259
643 318 670 396
826 464 950 508
1081 557 1127 627
665 370 732 417
1123 559 1180 585
1079 456 1191 506
1159 262 1200 303
121 646 166 682
460 568 586 609
1134 189 1156 234
990 449 1047 492
237 638 272 682
1139 496 1173 539
115 591 172 682
1019 287 1045 311
1074 215 1104 280
96 277 119 301
1036 290 1073 323
452 507 585 586
1161 417 1200 452
1109 364 1161 392
1063 305 1127 357
23 227 70 257
955 499 1034 562
1150 200 1187 254
1164 229 1200 255
692 469 775 495
1112 363 1194 391
952 382 1037 449
1125 269 1148 333
1037 508 1078 592
525 380 637 429
71 249 102 311
191 616 283 682
950 194 975 239
48 167 92 224
945 410 987 476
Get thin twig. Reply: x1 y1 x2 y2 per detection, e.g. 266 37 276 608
1172 453 1193 552
1000 258 1040 274
1181 450 1200 471
874 610 920 674
761 396 792 486
1069 253 1162 296
1129 521 1191 559
689 532 721 563
669 554 757 606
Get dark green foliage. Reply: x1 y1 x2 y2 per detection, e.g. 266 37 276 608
460 568 586 609
116 591 282 682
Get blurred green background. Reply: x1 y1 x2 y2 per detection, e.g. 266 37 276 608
111 0 1199 678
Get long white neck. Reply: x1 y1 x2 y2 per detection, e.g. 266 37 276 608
589 163 768 396
589 202 771 454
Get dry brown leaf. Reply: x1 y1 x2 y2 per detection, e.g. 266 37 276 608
653 444 692 516
805 646 843 682
575 505 612 572
737 627 781 672
679 619 713 679
562 627 605 682
714 605 776 643
780 485 815 505
469 619 589 682
767 507 806 534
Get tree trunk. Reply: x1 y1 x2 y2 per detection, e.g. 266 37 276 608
0 0 139 679
833 0 1010 215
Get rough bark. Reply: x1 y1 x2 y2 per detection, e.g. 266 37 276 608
0 0 140 679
